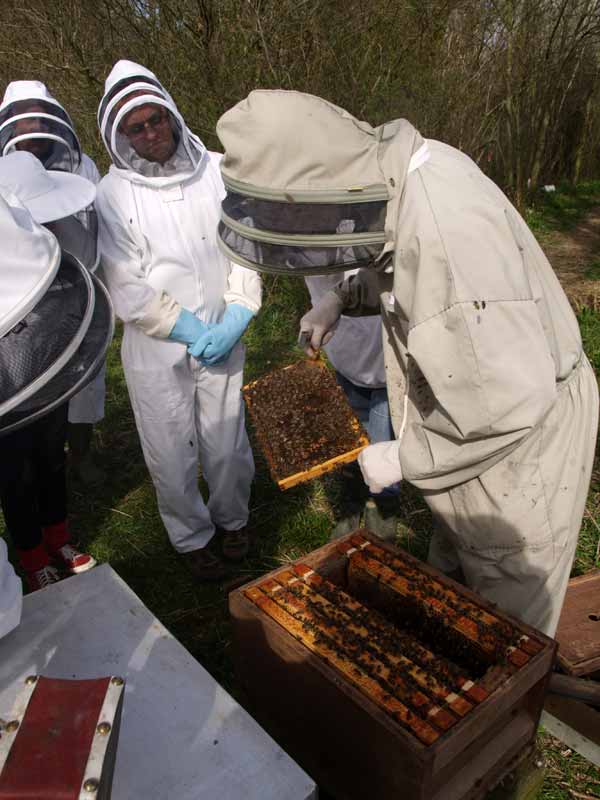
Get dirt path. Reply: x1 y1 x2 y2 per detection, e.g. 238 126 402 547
540 207 600 310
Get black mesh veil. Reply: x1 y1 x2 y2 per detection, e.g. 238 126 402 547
218 192 387 276
0 98 82 172
0 272 114 436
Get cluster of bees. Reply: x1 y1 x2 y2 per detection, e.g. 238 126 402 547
245 534 543 745
243 360 365 480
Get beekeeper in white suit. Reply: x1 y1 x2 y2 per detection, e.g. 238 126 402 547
0 80 106 487
95 61 261 581
216 90 598 636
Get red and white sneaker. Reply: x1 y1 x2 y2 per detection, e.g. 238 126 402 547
26 565 61 592
53 544 97 574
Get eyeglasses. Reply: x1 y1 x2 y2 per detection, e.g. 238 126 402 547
122 109 168 139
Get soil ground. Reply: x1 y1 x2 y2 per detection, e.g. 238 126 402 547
540 206 600 311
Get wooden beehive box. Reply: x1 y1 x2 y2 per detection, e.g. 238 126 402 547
230 531 556 800
555 569 600 676
243 359 369 490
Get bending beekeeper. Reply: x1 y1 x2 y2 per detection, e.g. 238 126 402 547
95 61 261 581
0 80 106 487
216 90 598 636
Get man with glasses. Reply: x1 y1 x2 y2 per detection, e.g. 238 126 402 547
95 61 261 581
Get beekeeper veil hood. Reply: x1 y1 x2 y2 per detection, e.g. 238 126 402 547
0 187 114 436
98 59 206 181
0 80 82 172
216 90 424 276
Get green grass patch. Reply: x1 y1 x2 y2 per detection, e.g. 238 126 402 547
526 180 600 233
585 259 600 281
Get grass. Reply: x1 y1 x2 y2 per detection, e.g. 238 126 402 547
2 184 600 797
525 179 600 234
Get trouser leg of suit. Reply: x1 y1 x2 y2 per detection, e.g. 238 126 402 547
426 357 598 636
0 404 68 552
124 341 253 553
196 343 254 531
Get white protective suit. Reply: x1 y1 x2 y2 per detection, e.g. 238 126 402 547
0 80 106 425
216 91 598 636
96 61 261 552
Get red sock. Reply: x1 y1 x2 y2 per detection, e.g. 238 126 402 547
17 543 50 573
42 521 70 554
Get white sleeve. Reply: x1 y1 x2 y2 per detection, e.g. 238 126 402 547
224 261 262 313
0 540 22 640
96 181 178 336
400 299 557 489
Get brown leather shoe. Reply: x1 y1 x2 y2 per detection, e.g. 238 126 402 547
216 527 250 562
182 546 229 582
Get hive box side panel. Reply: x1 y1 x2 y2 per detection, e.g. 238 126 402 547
430 709 533 800
230 590 432 800
429 648 556 774
427 667 552 800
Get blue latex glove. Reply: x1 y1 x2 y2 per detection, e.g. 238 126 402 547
168 308 211 346
188 304 254 365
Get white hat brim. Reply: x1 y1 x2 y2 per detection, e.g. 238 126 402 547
23 171 96 224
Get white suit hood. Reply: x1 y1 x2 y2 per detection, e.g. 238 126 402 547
98 60 206 187
0 190 61 338
2 80 66 111
0 80 82 171
216 90 423 276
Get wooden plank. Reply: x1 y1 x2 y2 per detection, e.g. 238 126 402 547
555 570 600 676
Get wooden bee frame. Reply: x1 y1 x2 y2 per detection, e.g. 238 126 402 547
230 531 557 800
243 359 369 490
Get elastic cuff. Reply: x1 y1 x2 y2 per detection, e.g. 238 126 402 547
17 543 50 573
136 290 181 338
42 520 70 553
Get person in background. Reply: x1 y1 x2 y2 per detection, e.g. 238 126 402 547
95 61 261 581
215 90 598 637
304 270 400 540
0 80 106 487
0 173 98 592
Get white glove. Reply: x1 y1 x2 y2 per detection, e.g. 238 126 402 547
358 441 403 494
298 290 344 358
